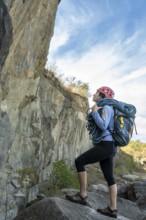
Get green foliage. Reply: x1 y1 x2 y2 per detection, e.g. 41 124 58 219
129 140 146 151
121 140 146 169
48 160 79 194
114 148 144 177
120 152 139 172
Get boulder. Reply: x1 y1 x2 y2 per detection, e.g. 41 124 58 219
118 179 146 219
89 184 108 193
122 174 139 181
13 190 144 220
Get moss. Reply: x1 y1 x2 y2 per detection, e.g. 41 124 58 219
16 167 39 187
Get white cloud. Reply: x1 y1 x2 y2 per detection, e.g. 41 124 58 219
105 0 113 15
118 67 146 83
49 29 69 53
47 0 146 142
47 39 146 142
48 0 113 58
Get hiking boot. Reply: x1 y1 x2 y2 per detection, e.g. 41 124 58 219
97 206 118 218
65 192 90 207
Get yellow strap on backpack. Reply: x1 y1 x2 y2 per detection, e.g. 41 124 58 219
120 116 124 128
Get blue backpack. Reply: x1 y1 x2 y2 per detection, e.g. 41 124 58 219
86 98 137 147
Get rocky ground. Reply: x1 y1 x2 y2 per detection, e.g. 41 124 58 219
13 186 146 220
12 159 146 220
13 169 146 220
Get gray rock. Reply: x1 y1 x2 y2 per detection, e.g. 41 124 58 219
122 174 139 181
118 180 146 218
0 0 12 79
13 192 144 220
89 184 108 193
118 183 131 199
0 109 14 168
137 195 146 210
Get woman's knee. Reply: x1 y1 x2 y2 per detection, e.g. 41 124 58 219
75 157 82 168
75 156 85 172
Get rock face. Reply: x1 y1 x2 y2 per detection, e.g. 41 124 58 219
0 1 90 219
0 0 12 79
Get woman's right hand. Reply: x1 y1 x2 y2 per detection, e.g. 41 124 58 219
91 104 102 112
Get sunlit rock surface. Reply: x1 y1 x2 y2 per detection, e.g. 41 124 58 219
0 0 90 219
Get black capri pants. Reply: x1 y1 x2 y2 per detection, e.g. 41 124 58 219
75 141 115 186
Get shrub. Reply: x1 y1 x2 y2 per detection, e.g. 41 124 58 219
114 149 143 177
47 65 89 98
64 76 89 97
48 160 79 194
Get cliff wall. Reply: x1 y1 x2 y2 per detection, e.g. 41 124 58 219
0 1 90 219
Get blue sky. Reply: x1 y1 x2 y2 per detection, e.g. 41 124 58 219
47 0 146 142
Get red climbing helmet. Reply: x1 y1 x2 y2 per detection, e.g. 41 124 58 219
97 86 115 98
